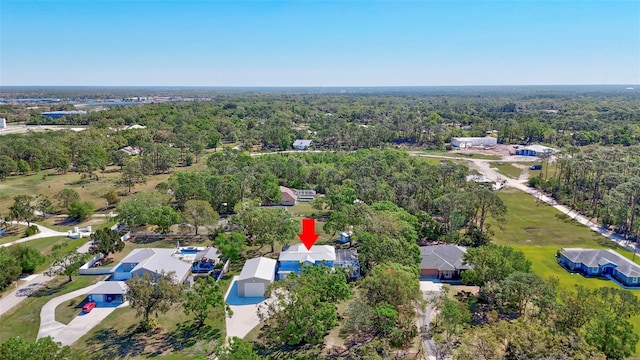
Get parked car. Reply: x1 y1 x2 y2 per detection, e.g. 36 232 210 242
82 301 97 313
530 164 542 170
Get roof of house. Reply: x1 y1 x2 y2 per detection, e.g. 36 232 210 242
41 110 87 116
452 137 496 142
295 189 317 196
119 146 140 156
519 144 557 153
561 248 640 277
280 186 297 201
89 281 128 295
279 244 336 262
194 247 219 262
420 245 470 271
119 248 192 283
125 124 146 130
238 257 277 282
292 139 313 147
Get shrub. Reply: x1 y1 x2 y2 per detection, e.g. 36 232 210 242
24 225 40 237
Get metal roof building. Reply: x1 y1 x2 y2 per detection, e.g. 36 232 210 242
237 257 277 297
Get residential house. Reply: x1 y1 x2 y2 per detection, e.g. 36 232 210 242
112 248 191 283
88 281 128 306
279 186 297 206
292 139 313 150
515 144 557 157
191 247 220 273
558 248 640 287
237 257 277 297
119 146 141 156
420 245 471 280
277 244 336 279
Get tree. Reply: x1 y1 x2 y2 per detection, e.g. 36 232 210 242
9 195 35 225
67 201 94 222
118 160 147 193
126 271 183 330
356 232 421 275
148 205 181 234
182 199 219 235
469 188 506 237
10 245 45 274
494 272 555 318
16 159 30 175
102 189 120 207
0 155 16 180
461 244 531 286
53 188 80 209
44 249 87 282
88 228 124 259
0 336 86 360
0 247 21 290
35 195 54 219
232 206 297 253
259 264 351 346
214 337 260 360
182 276 229 327
213 231 246 260
325 183 357 211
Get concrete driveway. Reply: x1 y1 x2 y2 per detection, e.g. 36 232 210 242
37 284 128 346
224 276 270 339
418 280 444 360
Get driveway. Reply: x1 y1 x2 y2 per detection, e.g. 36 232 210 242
224 276 270 339
1 221 68 248
37 284 128 346
418 280 443 360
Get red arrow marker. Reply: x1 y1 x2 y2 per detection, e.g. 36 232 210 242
298 218 319 250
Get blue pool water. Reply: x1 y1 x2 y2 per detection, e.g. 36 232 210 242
181 248 199 255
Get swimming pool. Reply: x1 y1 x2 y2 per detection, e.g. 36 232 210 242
180 248 199 255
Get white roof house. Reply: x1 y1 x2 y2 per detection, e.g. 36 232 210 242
451 137 497 148
237 257 277 297
117 248 191 283
515 144 558 157
278 244 336 263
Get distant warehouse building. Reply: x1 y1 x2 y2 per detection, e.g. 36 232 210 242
451 137 497 148
41 110 87 119
515 144 557 157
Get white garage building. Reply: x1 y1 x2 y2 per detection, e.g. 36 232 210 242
237 257 277 298
451 137 497 148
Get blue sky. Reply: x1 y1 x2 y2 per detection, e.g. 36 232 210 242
1 0 639 86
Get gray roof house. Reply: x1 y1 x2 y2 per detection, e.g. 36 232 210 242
420 245 471 280
237 257 277 297
112 248 191 283
558 248 640 287
88 281 128 306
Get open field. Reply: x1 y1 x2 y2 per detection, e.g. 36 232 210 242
56 294 89 325
0 160 209 217
491 163 524 178
490 188 640 355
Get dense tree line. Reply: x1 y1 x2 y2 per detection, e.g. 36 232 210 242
1 89 639 183
530 146 640 239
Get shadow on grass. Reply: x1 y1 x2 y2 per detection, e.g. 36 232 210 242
252 324 323 360
165 321 222 352
86 320 222 359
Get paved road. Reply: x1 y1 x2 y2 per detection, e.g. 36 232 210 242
37 284 127 346
1 221 68 248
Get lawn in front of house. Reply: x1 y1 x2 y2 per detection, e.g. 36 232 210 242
55 294 90 325
491 188 640 355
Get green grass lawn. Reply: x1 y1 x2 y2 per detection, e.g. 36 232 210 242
491 188 640 356
0 275 105 342
56 294 89 325
492 163 523 179
0 224 27 245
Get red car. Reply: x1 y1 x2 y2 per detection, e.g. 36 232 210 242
82 301 97 313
